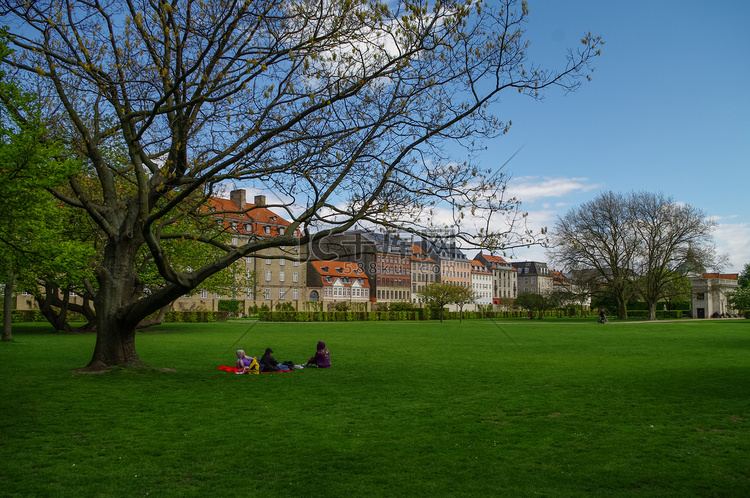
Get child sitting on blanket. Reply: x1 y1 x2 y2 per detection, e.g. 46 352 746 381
235 350 259 374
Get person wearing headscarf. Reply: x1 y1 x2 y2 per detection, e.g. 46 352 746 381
303 341 331 368
235 350 258 374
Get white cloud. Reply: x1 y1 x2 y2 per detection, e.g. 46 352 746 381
506 176 600 203
713 221 750 273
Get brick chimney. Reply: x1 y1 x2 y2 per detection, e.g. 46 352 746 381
230 189 246 210
254 195 266 207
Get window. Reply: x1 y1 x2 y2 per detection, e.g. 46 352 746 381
279 258 285 266
279 227 285 235
294 260 299 267
201 289 208 298
293 289 298 300
279 271 285 282
279 288 285 300
265 270 271 281
246 288 253 299
293 272 298 283
266 258 271 265
263 226 270 235
697 292 705 301
264 288 271 300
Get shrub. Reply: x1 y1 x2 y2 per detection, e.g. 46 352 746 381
389 302 416 312
218 299 242 314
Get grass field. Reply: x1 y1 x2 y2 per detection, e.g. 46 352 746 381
1 318 749 497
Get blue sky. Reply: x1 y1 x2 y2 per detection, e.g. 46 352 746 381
475 0 750 273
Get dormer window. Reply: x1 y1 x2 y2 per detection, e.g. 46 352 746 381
321 266 329 273
270 216 277 222
335 268 343 274
245 223 251 231
279 227 285 235
263 226 270 235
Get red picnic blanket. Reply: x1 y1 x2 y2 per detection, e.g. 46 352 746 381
219 366 293 374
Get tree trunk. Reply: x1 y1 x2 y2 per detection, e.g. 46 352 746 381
615 294 628 320
2 270 14 342
647 301 657 321
83 237 147 371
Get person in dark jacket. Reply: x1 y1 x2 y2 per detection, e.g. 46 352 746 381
259 348 291 372
303 341 331 368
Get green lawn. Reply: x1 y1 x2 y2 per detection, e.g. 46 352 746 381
1 319 749 497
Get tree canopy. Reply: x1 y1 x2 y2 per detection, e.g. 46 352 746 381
738 263 750 289
0 37 90 339
0 0 602 369
417 282 473 322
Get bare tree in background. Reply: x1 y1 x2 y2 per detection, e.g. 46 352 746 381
549 192 638 319
628 191 717 320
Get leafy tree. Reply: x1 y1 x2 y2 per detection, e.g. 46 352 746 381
417 282 469 323
514 291 561 319
453 285 477 323
1 0 602 369
738 264 750 289
0 37 87 340
727 287 750 313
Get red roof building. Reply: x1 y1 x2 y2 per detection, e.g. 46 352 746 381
308 261 371 306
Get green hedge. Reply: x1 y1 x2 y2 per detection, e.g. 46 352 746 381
1 309 230 324
259 309 544 322
625 310 689 320
163 311 230 323
0 310 50 323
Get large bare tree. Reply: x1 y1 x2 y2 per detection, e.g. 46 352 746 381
548 191 638 319
1 0 602 369
628 191 717 320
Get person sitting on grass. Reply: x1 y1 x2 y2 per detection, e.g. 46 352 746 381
235 350 259 374
303 341 331 368
259 348 291 372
